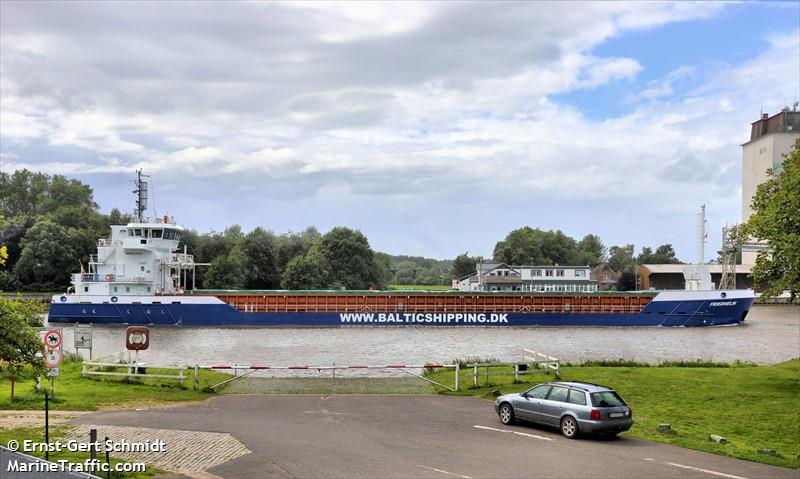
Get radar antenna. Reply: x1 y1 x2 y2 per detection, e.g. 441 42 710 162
133 170 149 222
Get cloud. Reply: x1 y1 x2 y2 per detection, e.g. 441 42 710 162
1 1 797 259
638 65 696 100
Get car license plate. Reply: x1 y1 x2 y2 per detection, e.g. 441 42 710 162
609 412 625 418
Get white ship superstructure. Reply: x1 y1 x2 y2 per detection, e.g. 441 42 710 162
72 217 196 296
71 170 197 296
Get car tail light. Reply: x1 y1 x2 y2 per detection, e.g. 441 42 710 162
590 409 601 420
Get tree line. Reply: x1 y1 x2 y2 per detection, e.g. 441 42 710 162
3 169 680 292
450 228 681 289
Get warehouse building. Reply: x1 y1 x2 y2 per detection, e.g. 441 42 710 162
638 264 754 291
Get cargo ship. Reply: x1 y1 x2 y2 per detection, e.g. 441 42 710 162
46 218 755 327
47 173 755 327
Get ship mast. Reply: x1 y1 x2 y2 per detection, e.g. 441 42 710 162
133 170 149 222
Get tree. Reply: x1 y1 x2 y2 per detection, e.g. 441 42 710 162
493 227 579 265
451 252 479 279
638 244 682 264
243 228 280 289
576 234 606 267
0 297 44 399
14 221 76 289
607 244 637 290
0 215 6 267
318 227 384 289
281 247 329 289
204 247 246 289
275 227 320 272
740 138 800 299
608 244 635 274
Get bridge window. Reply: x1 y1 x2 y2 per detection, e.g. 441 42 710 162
151 229 162 238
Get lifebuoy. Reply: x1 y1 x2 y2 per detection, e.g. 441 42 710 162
111 296 118 303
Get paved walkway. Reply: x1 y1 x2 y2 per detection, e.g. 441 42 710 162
68 425 250 478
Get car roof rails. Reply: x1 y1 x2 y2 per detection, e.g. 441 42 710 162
572 381 612 390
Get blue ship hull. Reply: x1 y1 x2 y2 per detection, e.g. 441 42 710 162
48 295 753 327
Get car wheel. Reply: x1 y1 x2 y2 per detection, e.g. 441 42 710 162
560 416 578 439
499 403 515 425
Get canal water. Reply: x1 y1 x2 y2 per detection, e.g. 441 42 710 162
47 305 799 375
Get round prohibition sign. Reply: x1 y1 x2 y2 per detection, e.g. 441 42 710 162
44 348 63 367
44 329 63 349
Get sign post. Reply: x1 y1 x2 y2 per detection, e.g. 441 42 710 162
42 328 63 397
74 324 93 359
125 326 150 375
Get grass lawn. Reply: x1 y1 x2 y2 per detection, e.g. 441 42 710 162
426 359 800 469
0 360 231 477
0 360 231 411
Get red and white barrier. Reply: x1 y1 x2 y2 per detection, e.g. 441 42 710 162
202 363 449 370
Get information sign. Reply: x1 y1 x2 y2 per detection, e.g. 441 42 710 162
74 325 93 348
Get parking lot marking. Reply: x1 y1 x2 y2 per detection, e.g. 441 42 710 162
666 462 749 479
473 425 554 441
417 464 472 479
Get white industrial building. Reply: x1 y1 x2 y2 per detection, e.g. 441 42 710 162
741 107 799 264
454 263 597 292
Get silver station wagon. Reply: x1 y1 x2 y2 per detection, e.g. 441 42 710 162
494 381 633 438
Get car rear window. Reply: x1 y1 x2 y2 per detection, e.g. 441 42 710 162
567 390 586 405
590 391 626 407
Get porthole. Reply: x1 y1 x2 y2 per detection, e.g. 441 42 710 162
720 292 727 299
146 309 151 314
82 308 87 314
126 308 132 314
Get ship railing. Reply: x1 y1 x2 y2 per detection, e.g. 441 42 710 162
168 253 195 265
226 301 644 314
521 348 561 378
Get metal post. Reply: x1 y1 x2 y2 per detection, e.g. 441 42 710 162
473 365 478 388
45 391 50 461
90 428 97 461
454 363 460 391
104 436 111 479
514 363 519 382
194 365 200 391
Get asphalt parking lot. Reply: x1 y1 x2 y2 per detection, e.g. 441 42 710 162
74 395 796 479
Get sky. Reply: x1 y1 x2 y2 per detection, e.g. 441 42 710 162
1 1 799 262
